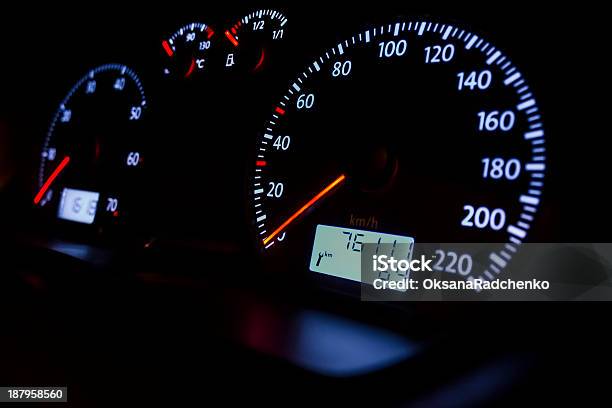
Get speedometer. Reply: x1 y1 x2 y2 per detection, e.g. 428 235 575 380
251 21 546 283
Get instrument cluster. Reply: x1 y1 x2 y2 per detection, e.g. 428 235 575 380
1 3 595 291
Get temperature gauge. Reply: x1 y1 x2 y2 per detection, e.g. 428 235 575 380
161 22 215 79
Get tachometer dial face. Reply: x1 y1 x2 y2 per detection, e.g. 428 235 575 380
251 21 546 283
221 9 288 73
36 64 147 233
162 22 215 79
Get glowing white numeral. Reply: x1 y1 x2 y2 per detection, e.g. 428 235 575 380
106 198 118 212
267 182 284 198
296 93 315 109
113 77 126 91
273 135 291 151
60 110 72 123
482 158 521 180
461 205 506 230
47 147 57 161
457 70 492 91
85 80 97 94
424 44 455 63
129 106 142 120
332 61 352 77
378 40 407 58
477 110 515 131
126 152 140 166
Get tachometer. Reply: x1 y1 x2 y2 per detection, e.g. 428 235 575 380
35 64 147 234
251 21 546 283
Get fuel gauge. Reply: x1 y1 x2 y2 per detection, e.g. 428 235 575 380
222 9 288 73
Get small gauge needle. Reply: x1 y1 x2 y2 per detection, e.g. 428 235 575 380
162 40 174 57
185 58 196 78
253 49 265 72
225 30 239 47
33 156 70 205
262 174 346 245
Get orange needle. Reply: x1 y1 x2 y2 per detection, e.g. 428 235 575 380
225 30 239 47
34 156 70 205
263 174 346 245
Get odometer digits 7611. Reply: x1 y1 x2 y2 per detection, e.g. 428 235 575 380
251 21 546 284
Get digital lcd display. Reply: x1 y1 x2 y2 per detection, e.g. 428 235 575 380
57 188 100 225
310 224 414 283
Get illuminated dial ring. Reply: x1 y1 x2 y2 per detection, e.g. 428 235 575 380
251 21 546 282
37 63 147 229
39 64 146 191
162 22 215 78
223 9 288 72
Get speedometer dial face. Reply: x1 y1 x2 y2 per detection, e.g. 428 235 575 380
35 64 147 234
251 21 546 283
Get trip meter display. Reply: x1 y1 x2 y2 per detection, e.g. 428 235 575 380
35 64 148 234
310 224 414 282
251 21 546 283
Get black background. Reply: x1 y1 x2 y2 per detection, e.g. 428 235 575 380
0 1 610 406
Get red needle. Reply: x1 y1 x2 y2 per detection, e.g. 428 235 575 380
162 40 174 57
225 30 239 47
185 58 196 78
253 49 265 71
33 156 70 205
262 174 346 245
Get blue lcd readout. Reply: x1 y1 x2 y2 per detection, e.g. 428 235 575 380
310 224 414 282
57 187 100 225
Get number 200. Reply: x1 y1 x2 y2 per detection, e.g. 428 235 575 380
461 205 506 230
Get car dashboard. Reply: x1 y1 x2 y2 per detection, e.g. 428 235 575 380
0 2 609 406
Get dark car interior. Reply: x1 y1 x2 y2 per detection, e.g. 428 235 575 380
1 1 610 406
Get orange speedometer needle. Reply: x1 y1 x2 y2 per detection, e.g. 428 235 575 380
33 156 70 205
262 174 346 245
